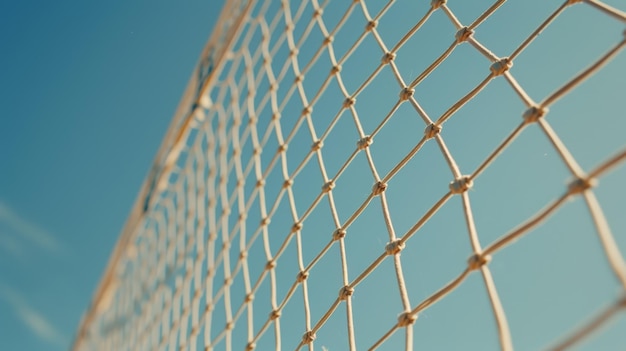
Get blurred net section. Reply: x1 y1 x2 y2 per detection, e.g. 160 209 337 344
74 0 626 350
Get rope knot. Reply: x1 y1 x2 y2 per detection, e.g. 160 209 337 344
366 20 378 31
292 222 303 233
311 140 324 151
313 8 323 18
522 105 547 124
302 331 316 343
260 217 270 226
372 181 387 196
270 310 281 320
255 179 265 188
333 228 347 241
343 97 356 108
322 180 335 193
266 260 276 270
239 251 247 260
455 27 473 43
431 0 446 9
296 270 309 283
357 135 373 150
323 36 334 45
277 143 288 152
208 230 217 241
302 106 312 116
283 179 293 189
397 312 418 327
490 57 512 76
399 87 415 101
331 65 342 74
245 293 254 303
424 123 441 139
246 342 256 351
385 240 405 255
225 321 234 330
568 177 596 195
468 253 491 270
381 52 396 64
449 176 473 194
248 116 257 125
339 285 355 300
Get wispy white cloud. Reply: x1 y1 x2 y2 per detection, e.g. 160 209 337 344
0 200 63 254
0 231 25 258
0 284 67 347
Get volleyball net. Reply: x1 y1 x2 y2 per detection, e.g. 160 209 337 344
73 0 626 350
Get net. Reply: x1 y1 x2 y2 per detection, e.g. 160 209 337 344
73 0 626 350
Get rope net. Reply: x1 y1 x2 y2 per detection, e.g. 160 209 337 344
74 0 626 350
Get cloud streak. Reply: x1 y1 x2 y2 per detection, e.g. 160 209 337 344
0 284 67 347
0 200 63 254
0 231 25 258
0 231 26 263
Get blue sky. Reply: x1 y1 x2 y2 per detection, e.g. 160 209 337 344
2 1 626 351
0 1 223 350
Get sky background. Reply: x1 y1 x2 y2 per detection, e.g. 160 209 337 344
0 1 223 350
1 1 626 351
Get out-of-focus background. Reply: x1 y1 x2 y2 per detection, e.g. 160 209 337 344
0 1 223 350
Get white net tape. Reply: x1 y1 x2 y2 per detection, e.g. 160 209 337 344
74 0 626 350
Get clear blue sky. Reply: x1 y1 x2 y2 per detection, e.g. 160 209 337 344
1 1 626 351
0 1 223 350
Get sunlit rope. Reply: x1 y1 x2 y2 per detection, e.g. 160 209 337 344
73 1 626 350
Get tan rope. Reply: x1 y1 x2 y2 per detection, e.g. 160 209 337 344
73 0 626 350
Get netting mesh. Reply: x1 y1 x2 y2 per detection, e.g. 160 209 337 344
74 0 626 350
